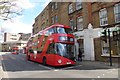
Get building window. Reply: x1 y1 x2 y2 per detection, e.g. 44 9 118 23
35 17 38 22
51 2 58 11
114 3 120 23
55 15 58 23
41 23 45 30
76 0 82 10
11 35 17 37
41 14 45 21
77 16 83 30
10 38 17 40
46 19 48 25
41 15 43 21
99 8 108 26
68 3 73 14
69 19 74 30
52 16 54 24
51 4 54 11
55 2 58 9
102 39 109 55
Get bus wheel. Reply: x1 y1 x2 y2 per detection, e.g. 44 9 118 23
43 57 46 65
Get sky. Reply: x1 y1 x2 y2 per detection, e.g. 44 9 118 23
0 0 52 34
0 0 52 42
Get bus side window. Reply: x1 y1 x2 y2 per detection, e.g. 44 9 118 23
45 30 49 36
47 43 55 54
29 49 34 53
37 50 42 53
38 33 42 39
49 28 54 35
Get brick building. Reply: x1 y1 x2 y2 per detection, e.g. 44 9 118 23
90 2 120 62
74 2 120 62
32 6 50 35
32 1 120 62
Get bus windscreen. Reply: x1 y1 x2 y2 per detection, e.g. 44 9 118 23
55 43 75 60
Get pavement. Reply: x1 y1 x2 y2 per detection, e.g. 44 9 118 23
76 60 119 69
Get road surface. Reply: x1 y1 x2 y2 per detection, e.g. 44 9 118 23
0 52 119 79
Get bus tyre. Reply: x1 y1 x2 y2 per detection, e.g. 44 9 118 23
43 58 46 65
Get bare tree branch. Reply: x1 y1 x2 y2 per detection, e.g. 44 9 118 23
0 0 23 20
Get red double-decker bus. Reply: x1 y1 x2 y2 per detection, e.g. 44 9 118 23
26 24 76 66
12 47 19 54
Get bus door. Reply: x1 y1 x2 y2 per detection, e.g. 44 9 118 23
46 43 55 65
36 50 42 62
33 50 38 61
28 49 34 60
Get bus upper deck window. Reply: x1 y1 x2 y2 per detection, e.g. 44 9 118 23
57 27 65 33
57 27 72 34
49 28 54 35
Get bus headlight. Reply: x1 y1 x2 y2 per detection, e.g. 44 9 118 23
59 36 67 41
58 59 62 63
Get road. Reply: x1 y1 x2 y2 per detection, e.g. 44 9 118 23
0 52 119 79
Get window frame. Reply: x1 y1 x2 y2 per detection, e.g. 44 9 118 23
51 3 54 11
51 16 55 24
99 8 108 26
114 3 120 23
101 39 109 55
76 0 82 10
55 2 58 9
77 16 83 31
55 15 58 23
68 3 73 14
69 19 74 30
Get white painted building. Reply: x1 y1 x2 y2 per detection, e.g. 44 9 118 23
73 24 120 61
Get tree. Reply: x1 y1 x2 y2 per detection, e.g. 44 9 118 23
0 0 23 42
0 0 23 20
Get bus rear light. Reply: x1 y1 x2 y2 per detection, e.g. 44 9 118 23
58 59 62 64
